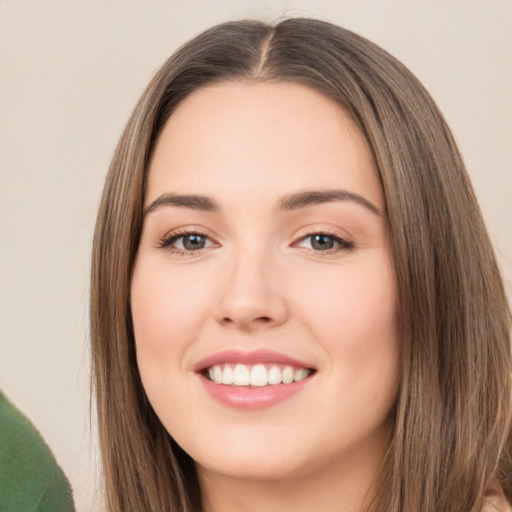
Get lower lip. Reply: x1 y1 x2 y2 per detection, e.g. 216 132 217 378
198 374 313 410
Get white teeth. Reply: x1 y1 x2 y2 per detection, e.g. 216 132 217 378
267 365 281 385
222 365 234 385
250 364 268 387
282 365 294 384
233 364 250 386
294 368 309 382
213 365 223 384
206 363 312 386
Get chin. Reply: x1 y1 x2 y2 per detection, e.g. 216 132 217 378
195 452 308 482
182 429 312 482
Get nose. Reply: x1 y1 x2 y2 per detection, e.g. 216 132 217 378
213 249 289 331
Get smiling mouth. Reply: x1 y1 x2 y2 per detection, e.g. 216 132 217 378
203 363 315 387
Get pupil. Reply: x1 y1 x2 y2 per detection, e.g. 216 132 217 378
311 234 334 250
184 234 205 250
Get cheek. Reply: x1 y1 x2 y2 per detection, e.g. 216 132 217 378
298 258 397 341
130 261 215 423
130 260 211 357
130 259 212 418
293 255 399 392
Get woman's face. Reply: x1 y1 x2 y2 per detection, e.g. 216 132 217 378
131 82 399 484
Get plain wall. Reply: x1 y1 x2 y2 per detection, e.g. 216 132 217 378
1 1 511 510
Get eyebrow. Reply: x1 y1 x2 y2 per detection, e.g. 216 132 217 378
144 189 381 216
144 193 220 215
277 189 382 216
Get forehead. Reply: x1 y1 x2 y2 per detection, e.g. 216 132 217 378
147 81 383 210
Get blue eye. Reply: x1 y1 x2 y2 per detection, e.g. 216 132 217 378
158 232 214 252
298 233 353 252
157 231 352 254
310 234 336 250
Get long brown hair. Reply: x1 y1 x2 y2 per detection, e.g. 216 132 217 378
90 18 512 511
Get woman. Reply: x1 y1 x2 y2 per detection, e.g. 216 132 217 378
90 18 512 512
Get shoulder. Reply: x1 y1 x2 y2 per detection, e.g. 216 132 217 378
483 486 512 512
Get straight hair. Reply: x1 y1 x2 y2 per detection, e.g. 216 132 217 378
90 18 512 511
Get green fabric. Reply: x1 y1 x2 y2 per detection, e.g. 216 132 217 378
0 391 75 512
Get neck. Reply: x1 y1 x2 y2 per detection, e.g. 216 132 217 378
197 444 388 512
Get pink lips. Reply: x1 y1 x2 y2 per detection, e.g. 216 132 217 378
194 349 315 410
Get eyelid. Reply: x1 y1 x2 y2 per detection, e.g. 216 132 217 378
291 227 355 254
156 227 219 254
154 225 354 255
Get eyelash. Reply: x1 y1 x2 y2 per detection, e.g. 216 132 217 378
293 231 354 254
156 229 216 255
156 229 354 255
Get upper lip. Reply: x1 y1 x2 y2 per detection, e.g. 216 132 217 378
193 349 315 372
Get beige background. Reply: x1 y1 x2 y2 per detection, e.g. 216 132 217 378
1 1 511 510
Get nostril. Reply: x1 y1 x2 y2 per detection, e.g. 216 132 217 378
220 315 273 328
222 316 271 324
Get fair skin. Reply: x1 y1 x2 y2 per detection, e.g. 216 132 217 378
131 82 399 512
